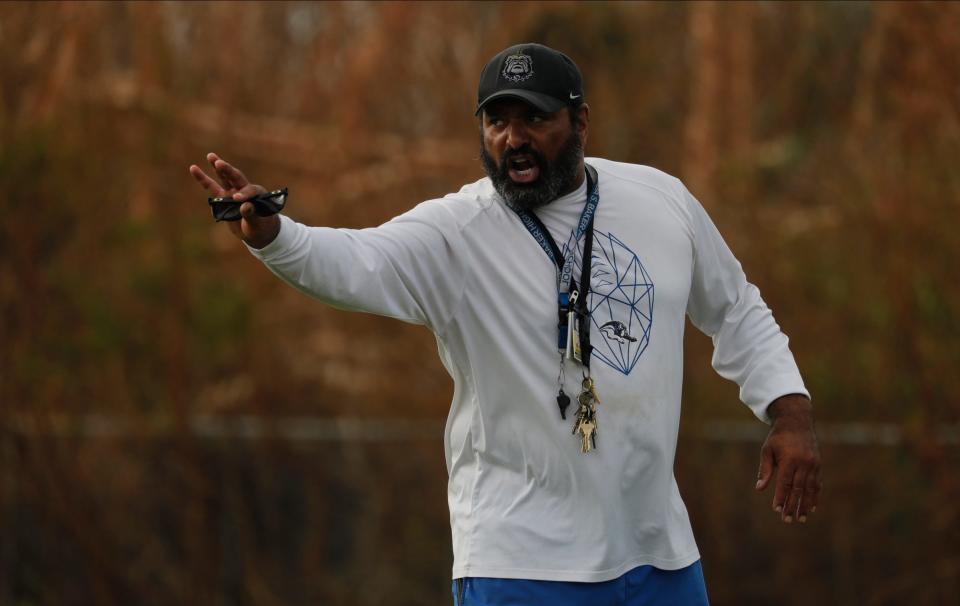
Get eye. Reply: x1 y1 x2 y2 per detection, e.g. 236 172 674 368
528 113 548 124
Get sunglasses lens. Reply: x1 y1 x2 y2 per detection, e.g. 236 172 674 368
252 189 287 217
210 201 241 222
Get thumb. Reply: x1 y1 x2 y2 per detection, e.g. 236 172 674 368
239 203 280 249
236 184 266 229
756 446 774 491
240 200 258 221
239 201 266 240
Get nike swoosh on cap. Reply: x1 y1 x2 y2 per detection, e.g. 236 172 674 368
569 93 581 99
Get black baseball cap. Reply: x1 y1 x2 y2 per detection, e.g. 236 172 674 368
475 43 584 116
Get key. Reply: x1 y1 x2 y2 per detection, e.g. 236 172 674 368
582 376 600 404
588 409 598 450
578 418 596 453
577 377 599 451
572 390 592 432
572 402 588 435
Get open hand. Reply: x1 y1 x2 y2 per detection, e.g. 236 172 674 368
189 152 280 249
756 394 822 524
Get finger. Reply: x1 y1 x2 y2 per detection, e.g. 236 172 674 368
771 462 795 517
232 183 265 202
756 446 774 491
801 467 822 519
207 153 240 191
796 472 816 523
214 158 249 191
207 152 222 176
213 159 239 191
189 165 225 195
782 468 806 524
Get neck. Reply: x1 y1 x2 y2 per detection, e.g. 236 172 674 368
557 160 586 198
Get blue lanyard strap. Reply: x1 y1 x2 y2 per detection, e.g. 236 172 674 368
505 165 599 293
506 164 599 365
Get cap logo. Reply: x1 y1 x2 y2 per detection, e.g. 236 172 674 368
502 52 534 82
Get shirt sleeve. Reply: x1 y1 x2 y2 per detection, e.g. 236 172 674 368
682 185 810 423
246 199 469 335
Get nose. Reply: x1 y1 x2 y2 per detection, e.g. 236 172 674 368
504 119 530 150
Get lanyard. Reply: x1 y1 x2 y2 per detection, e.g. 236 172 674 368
505 164 599 367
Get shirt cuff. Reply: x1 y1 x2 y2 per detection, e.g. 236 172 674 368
245 214 296 260
748 380 811 425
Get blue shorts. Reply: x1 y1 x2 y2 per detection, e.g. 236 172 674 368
451 560 709 606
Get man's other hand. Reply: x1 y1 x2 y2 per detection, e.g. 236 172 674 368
189 152 281 249
755 394 822 524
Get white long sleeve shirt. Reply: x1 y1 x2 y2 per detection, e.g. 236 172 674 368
248 157 809 582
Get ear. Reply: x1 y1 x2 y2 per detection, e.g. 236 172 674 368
575 103 590 146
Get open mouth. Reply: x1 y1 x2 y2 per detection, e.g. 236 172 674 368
506 154 541 184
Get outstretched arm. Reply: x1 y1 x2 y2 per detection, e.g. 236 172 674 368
755 394 822 523
188 152 467 332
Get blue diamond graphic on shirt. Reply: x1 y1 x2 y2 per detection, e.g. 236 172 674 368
563 230 654 375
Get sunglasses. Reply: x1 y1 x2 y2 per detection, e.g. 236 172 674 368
208 188 288 222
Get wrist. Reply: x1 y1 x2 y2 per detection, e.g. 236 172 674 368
244 215 281 250
767 394 812 425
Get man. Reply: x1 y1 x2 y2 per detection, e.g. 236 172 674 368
190 43 821 606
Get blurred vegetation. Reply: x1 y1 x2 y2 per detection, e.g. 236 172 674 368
1 1 958 605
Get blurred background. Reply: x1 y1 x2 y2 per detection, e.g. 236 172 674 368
1 1 958 604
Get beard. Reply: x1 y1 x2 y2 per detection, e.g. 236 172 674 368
480 128 583 211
